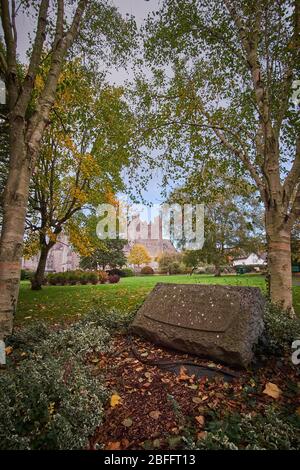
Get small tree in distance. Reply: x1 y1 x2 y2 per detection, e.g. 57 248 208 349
127 244 151 270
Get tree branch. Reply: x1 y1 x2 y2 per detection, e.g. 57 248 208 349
15 0 50 114
1 0 18 107
283 137 300 212
26 0 88 150
0 41 7 76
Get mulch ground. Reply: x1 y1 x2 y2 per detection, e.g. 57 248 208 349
88 334 300 450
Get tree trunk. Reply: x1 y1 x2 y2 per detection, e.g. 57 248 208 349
266 214 293 313
31 244 51 290
214 265 221 277
0 125 29 338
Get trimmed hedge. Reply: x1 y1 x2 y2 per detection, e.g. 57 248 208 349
46 270 118 286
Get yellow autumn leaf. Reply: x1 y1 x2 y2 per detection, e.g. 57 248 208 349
263 382 282 399
110 393 122 408
5 346 13 356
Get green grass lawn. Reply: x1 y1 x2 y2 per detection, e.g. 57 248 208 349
17 274 300 325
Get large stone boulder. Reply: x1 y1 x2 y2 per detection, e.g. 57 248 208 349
131 283 265 368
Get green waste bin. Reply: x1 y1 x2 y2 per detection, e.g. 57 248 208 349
236 266 247 275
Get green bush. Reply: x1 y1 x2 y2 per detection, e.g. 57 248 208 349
257 301 300 355
87 272 98 284
55 273 66 285
47 273 58 285
158 252 183 274
79 273 89 285
193 407 300 450
168 261 184 274
140 266 154 275
67 271 80 285
121 268 135 277
0 357 107 450
1 318 111 449
46 271 102 286
21 269 33 281
8 321 50 354
85 306 136 332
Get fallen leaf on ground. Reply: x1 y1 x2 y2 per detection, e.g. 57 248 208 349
149 410 161 420
263 382 282 399
5 346 13 355
121 438 130 449
91 358 100 364
192 397 202 404
178 366 190 381
106 441 121 450
122 418 133 428
188 384 198 390
110 393 122 408
153 439 161 448
195 415 205 427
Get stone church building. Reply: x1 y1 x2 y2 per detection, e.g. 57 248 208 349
22 215 177 273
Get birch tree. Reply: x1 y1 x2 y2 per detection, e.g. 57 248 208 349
0 0 135 340
140 0 300 313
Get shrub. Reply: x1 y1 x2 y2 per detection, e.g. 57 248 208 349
79 272 89 285
193 407 299 450
0 319 110 450
140 266 154 275
98 270 109 284
120 268 134 277
55 273 66 285
168 261 184 274
108 274 120 284
87 272 98 285
85 306 136 332
47 273 59 285
158 252 183 274
7 321 50 354
21 269 33 281
256 301 300 356
0 357 107 450
67 271 80 285
108 268 124 277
